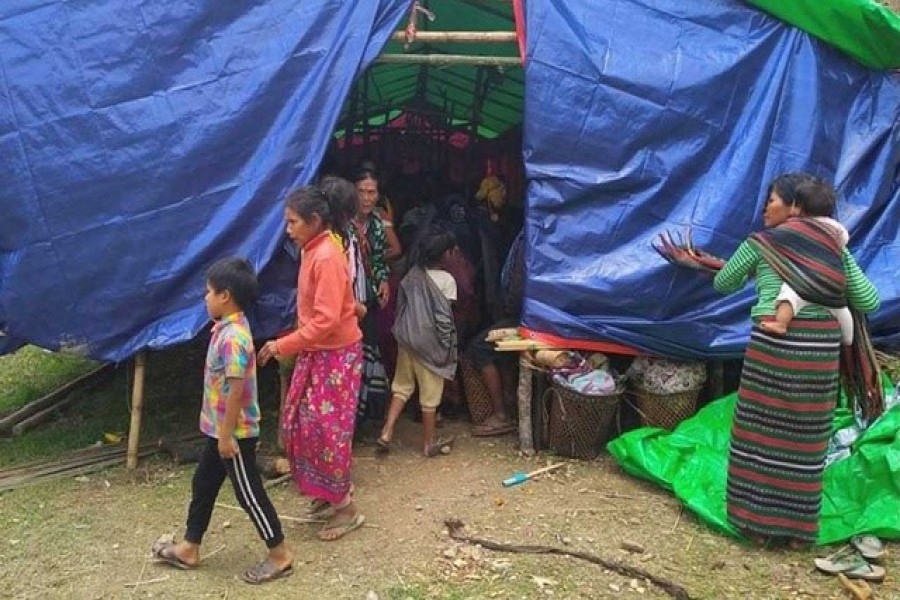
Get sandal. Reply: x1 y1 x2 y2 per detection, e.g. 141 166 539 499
843 561 886 583
472 419 516 437
318 512 365 541
305 499 334 520
814 546 868 574
150 540 195 570
240 558 293 584
375 437 391 454
424 436 455 458
305 484 355 519
851 535 885 561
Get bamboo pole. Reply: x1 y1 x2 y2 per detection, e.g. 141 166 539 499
126 352 147 470
375 54 521 67
390 31 517 43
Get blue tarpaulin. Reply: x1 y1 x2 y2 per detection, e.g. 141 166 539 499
2 0 900 363
0 1 410 360
521 0 900 359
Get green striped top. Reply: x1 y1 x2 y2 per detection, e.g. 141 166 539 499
713 240 880 319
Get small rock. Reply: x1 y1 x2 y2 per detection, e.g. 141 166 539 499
442 548 457 559
621 541 645 554
490 560 512 572
711 560 726 570
531 576 557 589
222 521 231 529
75 476 90 483
609 583 621 592
629 578 639 589
365 591 380 600
415 505 424 511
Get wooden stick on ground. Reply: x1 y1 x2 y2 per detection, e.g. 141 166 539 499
124 575 170 588
837 573 873 600
445 518 693 600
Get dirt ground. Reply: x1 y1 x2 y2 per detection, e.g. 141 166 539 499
0 417 896 600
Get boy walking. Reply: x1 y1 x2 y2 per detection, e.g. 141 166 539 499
151 257 293 585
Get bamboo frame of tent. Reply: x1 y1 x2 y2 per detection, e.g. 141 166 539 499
375 54 521 67
390 31 517 43
126 351 146 469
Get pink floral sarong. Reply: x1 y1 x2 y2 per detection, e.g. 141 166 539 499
282 341 362 504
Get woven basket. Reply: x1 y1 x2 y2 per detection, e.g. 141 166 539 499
460 356 493 425
630 387 700 430
547 381 622 460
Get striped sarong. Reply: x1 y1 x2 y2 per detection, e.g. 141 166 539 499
727 317 840 542
750 218 883 421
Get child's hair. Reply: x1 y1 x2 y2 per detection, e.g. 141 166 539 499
794 179 837 218
206 257 258 311
767 172 817 208
319 175 356 231
418 229 456 268
285 185 334 229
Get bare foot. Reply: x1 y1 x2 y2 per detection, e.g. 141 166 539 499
318 504 365 541
787 538 811 551
151 538 199 569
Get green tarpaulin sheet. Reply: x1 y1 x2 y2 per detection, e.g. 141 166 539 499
608 383 899 545
746 0 900 70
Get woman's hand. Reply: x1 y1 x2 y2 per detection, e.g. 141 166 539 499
258 340 280 366
377 281 390 308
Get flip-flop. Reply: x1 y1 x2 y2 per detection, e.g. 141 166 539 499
843 561 886 583
424 435 455 458
813 546 868 574
318 512 366 541
240 559 294 584
150 540 195 570
305 499 334 520
851 535 885 561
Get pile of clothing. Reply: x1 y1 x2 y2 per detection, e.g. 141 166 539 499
625 356 706 394
545 351 620 397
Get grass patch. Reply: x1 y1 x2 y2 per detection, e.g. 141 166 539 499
0 346 98 415
0 341 283 468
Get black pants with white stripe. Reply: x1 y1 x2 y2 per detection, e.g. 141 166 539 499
185 436 284 549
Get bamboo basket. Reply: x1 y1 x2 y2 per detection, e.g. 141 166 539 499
460 357 493 425
546 381 622 460
629 386 700 430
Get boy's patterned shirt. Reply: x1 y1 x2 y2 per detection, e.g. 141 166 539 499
200 311 260 439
